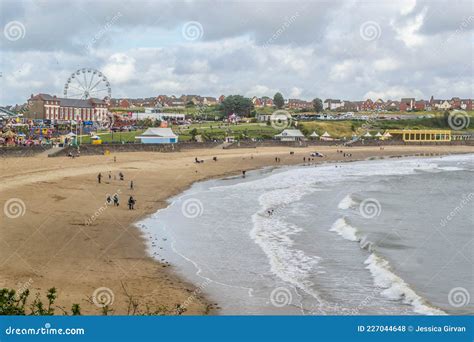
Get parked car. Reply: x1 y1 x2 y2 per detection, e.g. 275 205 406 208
310 152 324 157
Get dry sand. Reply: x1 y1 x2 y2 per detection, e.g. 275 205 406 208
0 144 473 314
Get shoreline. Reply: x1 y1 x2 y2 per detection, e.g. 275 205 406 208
0 145 473 315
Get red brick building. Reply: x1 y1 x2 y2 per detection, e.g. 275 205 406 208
399 98 415 111
27 94 108 122
287 99 312 110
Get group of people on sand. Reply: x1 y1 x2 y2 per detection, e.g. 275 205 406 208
97 171 128 184
337 149 352 158
97 171 136 210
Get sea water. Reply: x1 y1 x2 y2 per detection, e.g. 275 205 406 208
137 154 473 315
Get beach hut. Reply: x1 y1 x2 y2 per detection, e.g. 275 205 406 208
91 135 102 145
63 132 77 145
363 132 373 138
309 131 319 139
375 132 383 139
320 131 332 141
381 132 392 140
136 128 178 144
274 129 305 142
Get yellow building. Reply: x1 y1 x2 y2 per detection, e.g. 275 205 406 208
386 129 451 142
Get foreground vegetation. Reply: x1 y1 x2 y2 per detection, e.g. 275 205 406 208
0 285 191 316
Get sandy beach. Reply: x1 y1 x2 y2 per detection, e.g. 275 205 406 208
0 144 473 315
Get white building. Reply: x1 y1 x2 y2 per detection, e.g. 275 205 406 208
274 129 305 141
136 128 178 144
323 99 344 110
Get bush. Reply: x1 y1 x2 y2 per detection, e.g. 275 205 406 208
0 287 80 316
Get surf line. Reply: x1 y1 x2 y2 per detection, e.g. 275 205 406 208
329 213 446 315
161 225 255 297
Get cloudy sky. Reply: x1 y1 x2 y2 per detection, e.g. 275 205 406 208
0 0 473 105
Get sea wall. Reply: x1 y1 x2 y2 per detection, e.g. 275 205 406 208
0 145 52 158
224 139 474 149
49 143 179 157
4 139 473 158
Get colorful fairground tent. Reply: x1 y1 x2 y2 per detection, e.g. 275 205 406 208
0 107 20 121
0 130 17 146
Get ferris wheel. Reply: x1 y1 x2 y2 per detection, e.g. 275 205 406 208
63 68 111 100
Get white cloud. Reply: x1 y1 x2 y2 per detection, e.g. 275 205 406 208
102 53 136 84
392 8 427 48
330 60 357 81
373 58 400 72
290 87 302 98
0 1 472 105
364 87 425 101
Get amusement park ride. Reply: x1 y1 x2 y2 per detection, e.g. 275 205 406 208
63 68 111 100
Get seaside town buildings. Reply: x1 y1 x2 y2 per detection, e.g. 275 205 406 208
7 93 472 126
26 94 108 122
110 95 219 108
320 97 472 112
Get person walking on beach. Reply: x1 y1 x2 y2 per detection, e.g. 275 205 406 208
130 180 134 190
119 172 124 181
113 194 120 206
97 173 102 184
128 196 136 210
108 172 112 180
106 195 112 205
242 170 246 178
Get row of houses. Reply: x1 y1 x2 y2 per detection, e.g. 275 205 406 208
65 93 473 112
112 95 221 108
324 97 473 112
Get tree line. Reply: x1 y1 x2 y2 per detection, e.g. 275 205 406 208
219 93 324 116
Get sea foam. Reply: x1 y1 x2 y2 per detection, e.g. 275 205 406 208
364 254 446 315
330 217 359 241
328 216 446 315
337 194 357 210
250 186 323 304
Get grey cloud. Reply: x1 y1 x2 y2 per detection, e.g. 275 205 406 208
0 0 473 105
